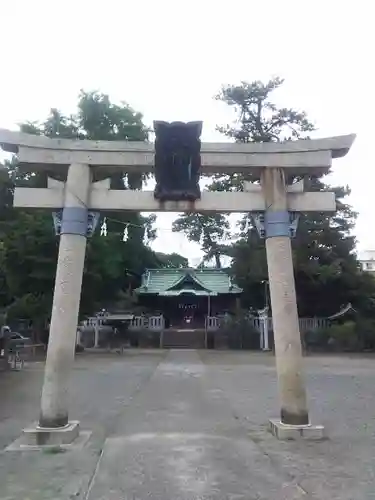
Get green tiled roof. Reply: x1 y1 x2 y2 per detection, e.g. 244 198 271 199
136 268 242 296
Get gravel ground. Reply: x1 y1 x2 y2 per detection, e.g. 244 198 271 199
1 349 374 499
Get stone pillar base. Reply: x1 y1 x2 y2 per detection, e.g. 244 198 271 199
5 421 91 451
269 419 325 440
22 421 80 446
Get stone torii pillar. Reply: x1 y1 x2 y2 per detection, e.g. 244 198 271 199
39 163 91 432
250 175 326 438
261 169 309 432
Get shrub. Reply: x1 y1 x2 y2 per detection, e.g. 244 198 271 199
326 321 358 351
137 329 160 348
354 318 375 350
217 316 260 350
304 327 331 350
304 318 375 352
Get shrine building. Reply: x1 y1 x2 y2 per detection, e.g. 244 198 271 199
136 267 242 329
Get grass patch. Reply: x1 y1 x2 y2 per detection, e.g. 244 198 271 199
43 446 66 454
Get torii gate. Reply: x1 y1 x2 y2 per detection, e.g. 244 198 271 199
0 128 355 445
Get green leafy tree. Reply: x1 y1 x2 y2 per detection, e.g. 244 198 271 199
0 91 159 327
172 213 231 268
171 77 313 266
172 77 373 317
21 91 152 242
216 77 314 143
214 77 373 317
155 252 189 268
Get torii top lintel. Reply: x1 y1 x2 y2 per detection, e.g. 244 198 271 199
0 128 356 176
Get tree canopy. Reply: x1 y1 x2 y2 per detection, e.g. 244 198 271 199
0 91 186 331
173 77 375 318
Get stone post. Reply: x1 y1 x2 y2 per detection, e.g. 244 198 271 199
261 168 309 426
76 328 82 347
262 314 270 351
264 315 269 351
94 320 100 348
39 163 91 429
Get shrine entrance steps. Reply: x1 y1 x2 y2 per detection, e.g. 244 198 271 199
161 329 206 349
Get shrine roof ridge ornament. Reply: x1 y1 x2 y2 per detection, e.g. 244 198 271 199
0 128 356 176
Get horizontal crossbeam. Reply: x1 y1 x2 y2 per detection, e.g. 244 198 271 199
16 148 333 176
13 187 336 212
0 129 356 176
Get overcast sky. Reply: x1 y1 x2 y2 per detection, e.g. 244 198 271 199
1 0 373 263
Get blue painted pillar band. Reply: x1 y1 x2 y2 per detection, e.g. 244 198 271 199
264 210 291 238
60 207 88 236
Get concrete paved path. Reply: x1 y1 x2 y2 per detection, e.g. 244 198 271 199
86 350 299 499
1 349 375 499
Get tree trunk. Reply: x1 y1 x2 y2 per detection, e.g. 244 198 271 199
214 252 222 269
